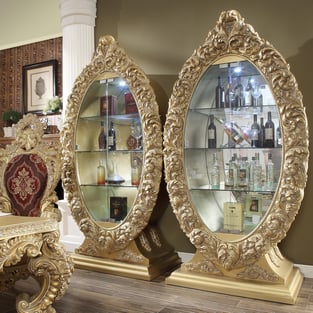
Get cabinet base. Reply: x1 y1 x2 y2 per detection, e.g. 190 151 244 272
72 252 181 281
165 266 303 304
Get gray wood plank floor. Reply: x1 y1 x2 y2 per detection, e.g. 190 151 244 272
0 268 312 313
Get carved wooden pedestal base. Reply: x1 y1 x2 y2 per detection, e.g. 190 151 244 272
72 226 181 280
166 247 303 304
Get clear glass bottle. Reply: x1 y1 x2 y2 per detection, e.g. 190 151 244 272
207 114 216 148
238 156 249 188
250 114 260 148
108 121 116 151
131 158 140 186
98 121 107 150
264 111 275 148
97 160 106 185
253 152 263 191
266 153 275 190
127 123 137 150
225 160 234 188
215 76 224 108
210 152 220 189
249 155 256 189
215 117 243 146
230 155 238 187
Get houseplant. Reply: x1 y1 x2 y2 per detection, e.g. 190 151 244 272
2 109 22 126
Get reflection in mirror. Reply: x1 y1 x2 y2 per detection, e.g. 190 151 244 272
75 74 143 225
184 57 280 238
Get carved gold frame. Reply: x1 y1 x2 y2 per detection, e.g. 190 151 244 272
164 10 308 282
61 36 162 253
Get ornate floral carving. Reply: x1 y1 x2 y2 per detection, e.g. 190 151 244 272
61 36 162 253
0 224 73 313
163 10 309 271
237 264 279 282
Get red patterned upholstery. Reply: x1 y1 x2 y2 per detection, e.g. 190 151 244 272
4 153 48 217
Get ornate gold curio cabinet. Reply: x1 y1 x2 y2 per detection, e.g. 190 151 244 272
61 36 180 280
163 10 309 303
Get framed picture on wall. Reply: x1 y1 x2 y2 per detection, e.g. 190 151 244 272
22 60 57 113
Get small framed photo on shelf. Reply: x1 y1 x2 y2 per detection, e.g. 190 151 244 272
22 60 57 114
110 196 127 221
245 193 263 217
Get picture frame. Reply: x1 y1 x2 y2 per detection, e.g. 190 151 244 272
22 60 57 113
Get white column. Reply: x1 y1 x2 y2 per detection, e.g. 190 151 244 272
58 0 97 251
59 0 97 115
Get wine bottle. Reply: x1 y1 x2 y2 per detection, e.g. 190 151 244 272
224 75 235 109
108 121 116 151
266 153 275 190
244 77 254 107
233 76 244 107
250 114 260 148
215 76 224 108
215 117 243 146
264 111 275 148
98 121 107 150
210 152 220 189
207 114 216 148
276 126 282 147
97 160 106 185
259 117 265 148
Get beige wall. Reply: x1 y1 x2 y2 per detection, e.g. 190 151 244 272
96 0 313 264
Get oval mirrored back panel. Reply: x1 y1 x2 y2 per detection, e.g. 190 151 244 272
185 56 280 239
62 36 162 253
164 10 308 269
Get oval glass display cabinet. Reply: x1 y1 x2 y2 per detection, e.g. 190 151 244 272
163 10 308 303
61 36 180 280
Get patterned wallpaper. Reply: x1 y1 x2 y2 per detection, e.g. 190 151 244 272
0 37 62 126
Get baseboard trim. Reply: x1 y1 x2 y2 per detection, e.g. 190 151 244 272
178 252 313 279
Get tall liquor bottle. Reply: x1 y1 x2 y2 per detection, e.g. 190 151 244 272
253 152 263 191
98 121 107 150
97 160 106 185
264 111 275 148
250 114 260 148
210 152 220 189
215 76 224 108
266 153 275 190
207 114 217 148
108 121 116 151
